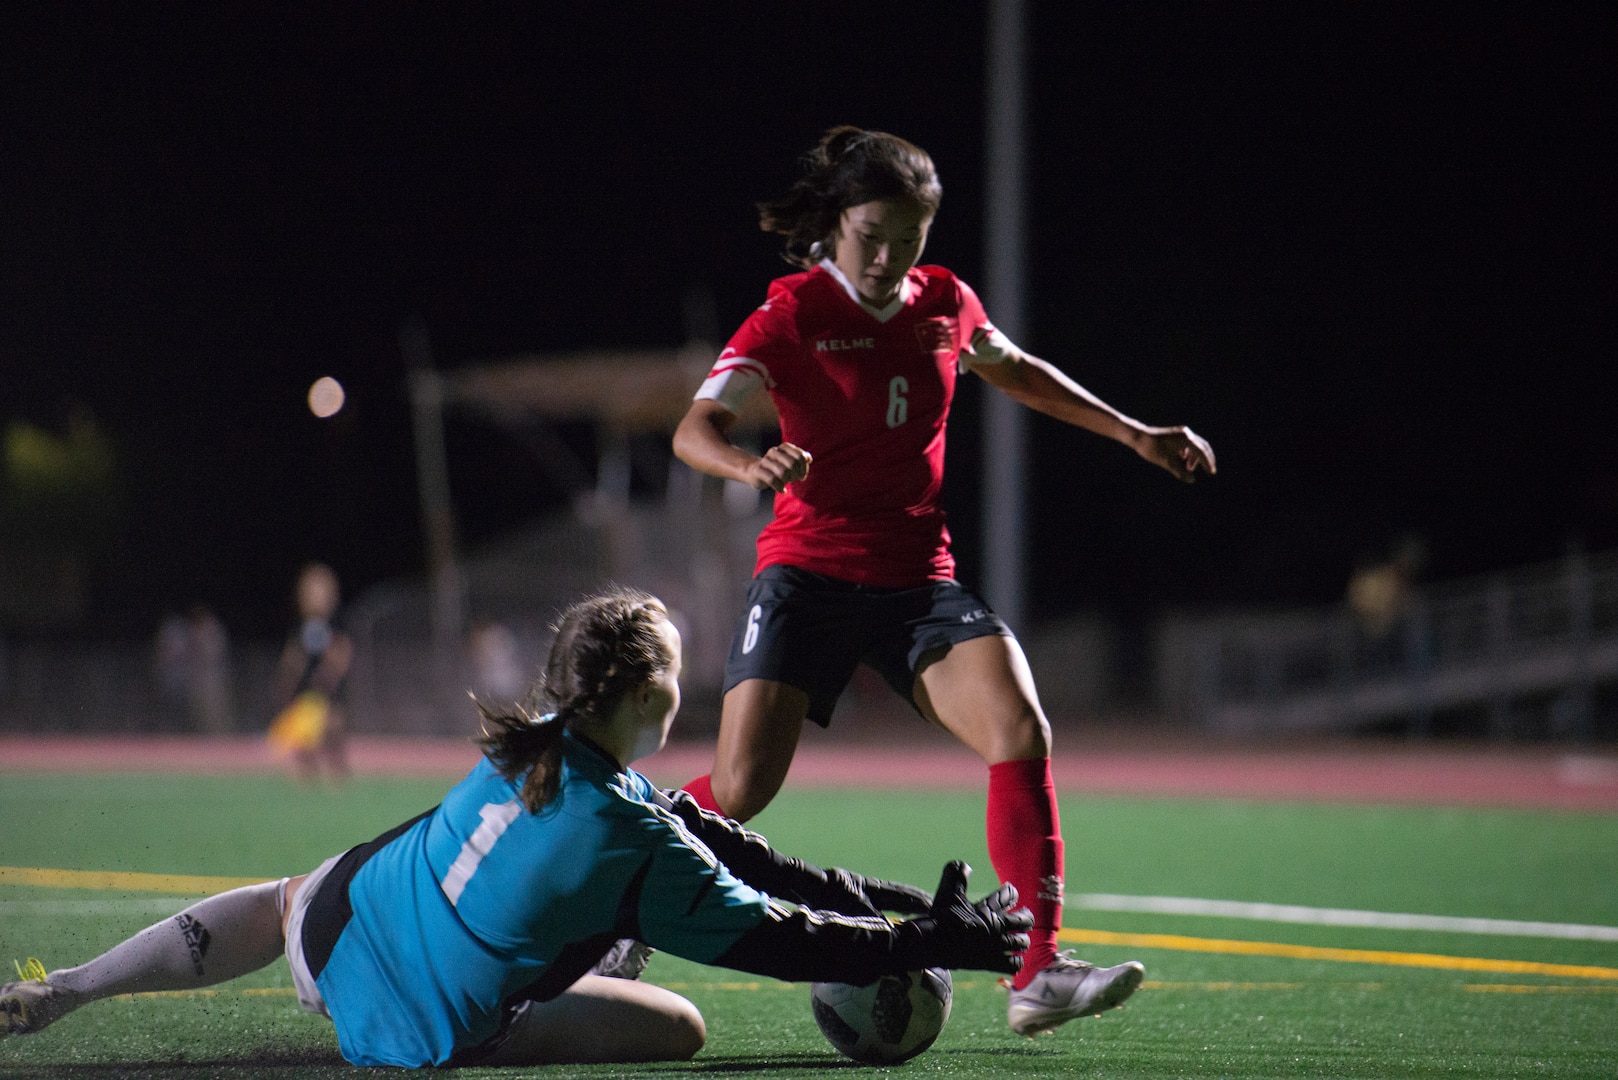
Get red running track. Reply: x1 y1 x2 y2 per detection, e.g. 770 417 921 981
3 733 1616 811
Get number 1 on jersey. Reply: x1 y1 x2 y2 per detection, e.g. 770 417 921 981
441 799 522 905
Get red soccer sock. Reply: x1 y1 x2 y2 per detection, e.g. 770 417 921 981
681 774 724 815
986 757 1065 990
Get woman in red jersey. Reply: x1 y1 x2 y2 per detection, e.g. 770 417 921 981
672 126 1214 1036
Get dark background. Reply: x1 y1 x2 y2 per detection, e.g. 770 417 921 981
3 3 1613 640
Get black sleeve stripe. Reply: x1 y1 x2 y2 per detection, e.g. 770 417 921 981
300 805 439 980
684 875 716 917
662 788 832 905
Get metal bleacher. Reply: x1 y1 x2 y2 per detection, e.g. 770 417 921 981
1154 550 1618 738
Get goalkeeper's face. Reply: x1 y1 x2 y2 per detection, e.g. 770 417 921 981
624 617 683 763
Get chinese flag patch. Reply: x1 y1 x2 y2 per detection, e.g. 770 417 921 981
915 317 957 356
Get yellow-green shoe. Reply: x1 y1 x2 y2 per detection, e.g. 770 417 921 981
3 958 78 1036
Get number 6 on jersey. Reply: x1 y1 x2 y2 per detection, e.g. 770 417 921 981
886 375 909 428
742 604 763 654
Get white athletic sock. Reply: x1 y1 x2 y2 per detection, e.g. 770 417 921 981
48 880 287 1002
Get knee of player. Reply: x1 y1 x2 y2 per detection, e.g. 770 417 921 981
1001 705 1051 758
712 775 775 822
714 763 787 821
667 998 707 1059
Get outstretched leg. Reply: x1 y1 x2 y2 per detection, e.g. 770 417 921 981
913 634 1145 1035
3 879 287 1036
913 636 1061 978
683 678 810 821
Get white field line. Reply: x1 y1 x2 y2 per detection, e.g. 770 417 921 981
1071 894 1618 942
9 892 1616 944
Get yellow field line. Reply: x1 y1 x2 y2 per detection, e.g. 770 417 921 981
1060 927 1618 980
1464 983 1618 994
7 867 1615 983
0 866 268 894
1145 980 1310 991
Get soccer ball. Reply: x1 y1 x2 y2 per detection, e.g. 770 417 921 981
810 968 953 1065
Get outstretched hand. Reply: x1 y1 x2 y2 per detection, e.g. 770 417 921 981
907 861 1032 974
1138 426 1216 483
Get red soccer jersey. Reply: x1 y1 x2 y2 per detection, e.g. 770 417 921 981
698 262 996 587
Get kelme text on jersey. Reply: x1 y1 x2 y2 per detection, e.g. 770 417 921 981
814 337 876 352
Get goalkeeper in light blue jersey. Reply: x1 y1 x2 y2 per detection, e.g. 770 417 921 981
3 588 1030 1068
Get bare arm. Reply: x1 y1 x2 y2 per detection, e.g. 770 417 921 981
309 633 353 695
672 398 812 493
973 348 1216 483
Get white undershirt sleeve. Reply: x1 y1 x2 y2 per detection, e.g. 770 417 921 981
695 359 769 414
958 326 1019 372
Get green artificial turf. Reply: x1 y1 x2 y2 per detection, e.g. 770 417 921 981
2 774 1615 1078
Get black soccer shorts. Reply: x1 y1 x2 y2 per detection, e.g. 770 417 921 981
721 564 1012 727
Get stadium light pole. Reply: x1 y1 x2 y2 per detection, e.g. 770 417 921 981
983 0 1029 632
401 316 467 717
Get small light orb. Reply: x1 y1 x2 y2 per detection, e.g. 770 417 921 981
308 376 346 418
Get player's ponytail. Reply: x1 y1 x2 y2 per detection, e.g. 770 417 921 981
758 126 942 269
476 588 674 812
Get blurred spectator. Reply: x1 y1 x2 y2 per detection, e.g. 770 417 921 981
154 612 190 717
469 618 526 703
185 604 235 733
152 606 236 733
1348 533 1427 641
268 563 352 783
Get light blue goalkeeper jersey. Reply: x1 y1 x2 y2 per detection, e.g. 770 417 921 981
316 732 771 1067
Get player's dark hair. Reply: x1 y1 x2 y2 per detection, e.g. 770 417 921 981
476 588 673 813
758 126 942 269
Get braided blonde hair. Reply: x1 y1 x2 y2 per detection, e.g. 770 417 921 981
476 588 673 812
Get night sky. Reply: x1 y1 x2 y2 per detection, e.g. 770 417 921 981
3 3 1613 638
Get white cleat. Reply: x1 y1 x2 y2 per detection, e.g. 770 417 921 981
588 938 654 981
1006 952 1145 1036
2 959 80 1037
